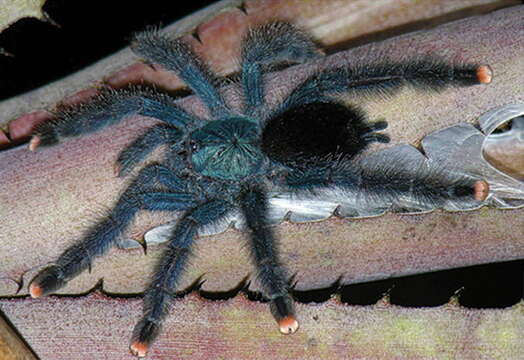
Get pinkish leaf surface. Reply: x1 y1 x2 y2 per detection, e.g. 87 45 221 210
0 292 523 359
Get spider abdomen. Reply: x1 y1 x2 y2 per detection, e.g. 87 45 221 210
261 101 389 165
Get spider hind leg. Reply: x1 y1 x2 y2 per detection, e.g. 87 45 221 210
131 200 231 357
239 187 298 333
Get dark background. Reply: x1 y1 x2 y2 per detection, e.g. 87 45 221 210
0 0 522 307
0 0 218 100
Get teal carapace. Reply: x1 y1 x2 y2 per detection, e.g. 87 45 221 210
191 118 263 181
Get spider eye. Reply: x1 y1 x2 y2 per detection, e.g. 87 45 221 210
189 140 200 152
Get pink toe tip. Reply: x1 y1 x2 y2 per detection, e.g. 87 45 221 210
29 136 41 151
279 316 299 334
29 283 43 298
476 65 492 84
130 341 148 358
474 180 489 201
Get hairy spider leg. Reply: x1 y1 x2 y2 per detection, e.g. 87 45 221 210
116 123 181 176
272 58 492 203
31 89 198 153
131 31 230 119
130 200 231 358
275 58 492 112
240 22 320 115
285 156 490 209
239 186 298 334
29 164 197 298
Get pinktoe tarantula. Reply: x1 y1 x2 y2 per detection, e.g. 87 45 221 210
28 22 491 357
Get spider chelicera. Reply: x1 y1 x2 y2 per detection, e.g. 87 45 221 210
28 22 491 357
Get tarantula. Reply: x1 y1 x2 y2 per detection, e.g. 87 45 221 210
28 22 491 357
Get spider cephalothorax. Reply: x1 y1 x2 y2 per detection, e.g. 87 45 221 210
28 22 491 357
190 117 264 180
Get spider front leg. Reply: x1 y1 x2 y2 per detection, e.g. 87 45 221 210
131 31 231 118
29 164 197 298
130 200 231 357
30 88 197 151
239 186 298 334
116 123 182 176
